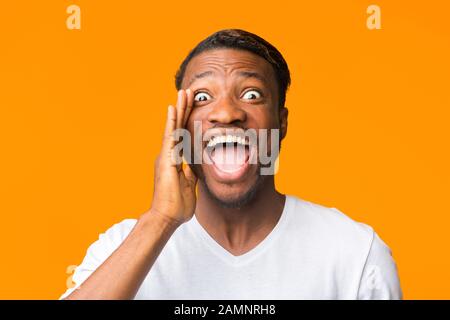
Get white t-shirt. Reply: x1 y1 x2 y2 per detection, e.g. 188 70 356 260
60 195 402 299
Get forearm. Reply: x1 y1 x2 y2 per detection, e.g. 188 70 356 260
63 210 179 300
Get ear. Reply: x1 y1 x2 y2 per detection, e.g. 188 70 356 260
279 107 288 140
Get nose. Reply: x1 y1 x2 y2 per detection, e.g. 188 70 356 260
207 96 247 125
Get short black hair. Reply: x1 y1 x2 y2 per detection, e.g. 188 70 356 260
175 29 291 109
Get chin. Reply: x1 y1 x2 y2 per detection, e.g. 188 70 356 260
201 174 265 209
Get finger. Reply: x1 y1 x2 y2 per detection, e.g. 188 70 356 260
162 104 177 152
175 89 187 129
183 88 194 128
154 154 161 172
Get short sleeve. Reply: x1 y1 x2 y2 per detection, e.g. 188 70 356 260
59 219 137 299
357 231 402 300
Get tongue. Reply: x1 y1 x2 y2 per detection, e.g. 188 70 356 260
211 145 248 172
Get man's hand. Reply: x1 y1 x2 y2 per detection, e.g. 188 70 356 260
62 90 196 300
151 89 197 226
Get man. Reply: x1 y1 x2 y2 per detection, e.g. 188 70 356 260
60 29 402 300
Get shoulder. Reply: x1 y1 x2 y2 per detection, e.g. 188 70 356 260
286 196 401 298
59 218 138 299
286 195 374 246
285 195 376 267
83 218 138 263
101 218 138 242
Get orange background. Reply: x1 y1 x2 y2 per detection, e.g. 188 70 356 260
0 0 449 299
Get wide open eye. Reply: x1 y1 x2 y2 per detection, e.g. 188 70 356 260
242 90 261 100
194 92 212 102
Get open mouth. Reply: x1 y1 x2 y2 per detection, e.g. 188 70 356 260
203 134 255 181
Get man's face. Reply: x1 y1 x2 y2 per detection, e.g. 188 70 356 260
182 48 287 207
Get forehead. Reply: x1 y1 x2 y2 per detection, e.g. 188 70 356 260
181 48 276 88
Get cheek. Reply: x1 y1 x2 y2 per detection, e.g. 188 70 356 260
246 108 279 129
186 108 203 132
186 108 214 139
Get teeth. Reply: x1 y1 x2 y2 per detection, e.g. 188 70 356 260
206 135 248 148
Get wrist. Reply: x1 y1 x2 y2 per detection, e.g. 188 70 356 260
139 209 182 232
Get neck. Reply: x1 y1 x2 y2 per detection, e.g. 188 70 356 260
194 177 286 256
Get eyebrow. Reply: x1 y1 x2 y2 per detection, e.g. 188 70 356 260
237 71 267 84
187 71 214 87
187 70 267 87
